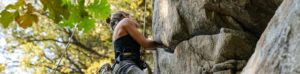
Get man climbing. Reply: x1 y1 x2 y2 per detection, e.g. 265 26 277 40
105 11 166 74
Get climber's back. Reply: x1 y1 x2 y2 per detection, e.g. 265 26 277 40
105 11 166 74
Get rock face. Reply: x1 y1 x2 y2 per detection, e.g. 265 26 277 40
152 0 282 74
154 29 256 74
242 0 300 74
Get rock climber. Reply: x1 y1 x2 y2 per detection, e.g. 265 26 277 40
106 11 166 74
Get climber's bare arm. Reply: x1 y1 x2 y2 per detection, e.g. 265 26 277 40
120 18 165 49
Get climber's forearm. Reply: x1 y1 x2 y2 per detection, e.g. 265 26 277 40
144 40 165 49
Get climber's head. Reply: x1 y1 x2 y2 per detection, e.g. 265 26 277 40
106 11 130 30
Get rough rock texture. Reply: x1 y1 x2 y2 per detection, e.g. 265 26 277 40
154 28 255 74
152 0 282 51
242 0 300 74
152 0 283 74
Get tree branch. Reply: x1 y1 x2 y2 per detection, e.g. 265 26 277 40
25 37 109 58
27 38 69 44
63 28 109 58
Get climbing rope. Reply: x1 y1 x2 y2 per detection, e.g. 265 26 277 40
54 24 77 73
142 1 153 74
143 0 147 36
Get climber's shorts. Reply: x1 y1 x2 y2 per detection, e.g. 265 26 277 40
112 60 144 74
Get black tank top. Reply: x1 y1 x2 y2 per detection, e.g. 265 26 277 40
113 35 141 63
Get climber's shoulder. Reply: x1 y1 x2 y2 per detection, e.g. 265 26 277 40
119 18 138 28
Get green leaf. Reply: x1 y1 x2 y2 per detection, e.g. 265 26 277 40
59 19 72 28
78 17 95 32
40 0 69 23
62 0 72 6
78 0 85 7
0 10 19 28
4 0 25 9
86 0 111 20
59 7 81 28
0 0 25 28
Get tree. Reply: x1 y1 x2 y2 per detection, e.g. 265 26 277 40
0 0 110 32
1 0 112 73
0 0 154 73
2 15 114 74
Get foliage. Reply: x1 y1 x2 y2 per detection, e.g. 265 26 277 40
0 64 3 73
0 0 110 32
3 16 114 73
0 0 154 73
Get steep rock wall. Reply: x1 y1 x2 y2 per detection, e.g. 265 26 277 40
242 0 300 74
152 0 282 74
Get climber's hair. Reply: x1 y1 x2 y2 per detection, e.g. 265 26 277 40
106 11 130 30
